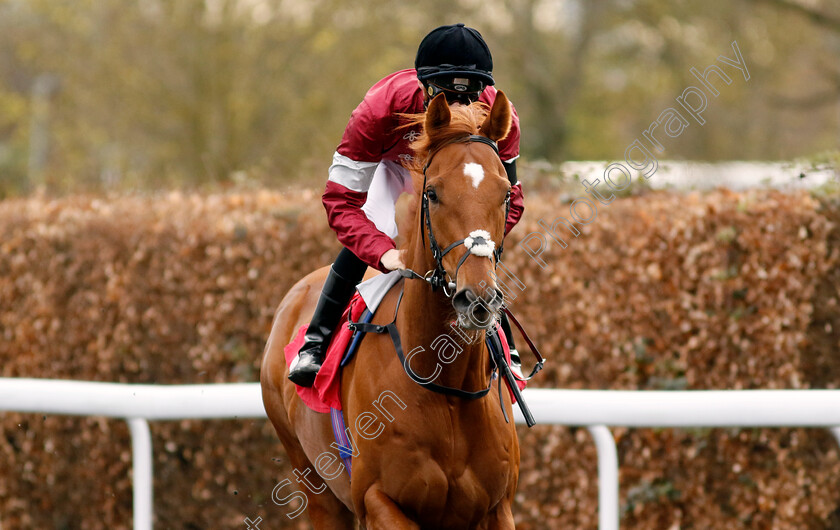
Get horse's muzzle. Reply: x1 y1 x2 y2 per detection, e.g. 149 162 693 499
452 286 504 330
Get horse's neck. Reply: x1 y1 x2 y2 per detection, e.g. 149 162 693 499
397 247 490 392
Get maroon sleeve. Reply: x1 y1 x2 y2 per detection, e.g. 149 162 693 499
505 183 524 235
498 105 521 163
486 88 522 233
336 100 385 163
322 180 396 272
481 87 521 163
336 70 421 162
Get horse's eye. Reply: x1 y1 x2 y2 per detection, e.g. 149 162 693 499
427 189 438 203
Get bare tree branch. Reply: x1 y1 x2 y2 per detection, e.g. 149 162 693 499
770 90 840 109
753 0 840 32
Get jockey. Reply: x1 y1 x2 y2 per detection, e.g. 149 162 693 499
289 23 525 387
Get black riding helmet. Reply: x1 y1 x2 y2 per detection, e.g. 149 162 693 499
416 23 494 105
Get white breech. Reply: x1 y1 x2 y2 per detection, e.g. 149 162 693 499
361 160 413 239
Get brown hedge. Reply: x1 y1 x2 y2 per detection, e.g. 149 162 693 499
1 187 839 529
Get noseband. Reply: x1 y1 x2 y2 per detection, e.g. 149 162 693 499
402 134 511 297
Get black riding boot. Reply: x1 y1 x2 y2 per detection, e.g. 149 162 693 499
288 266 359 387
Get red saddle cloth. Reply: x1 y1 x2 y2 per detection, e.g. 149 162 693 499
285 293 527 413
284 293 367 413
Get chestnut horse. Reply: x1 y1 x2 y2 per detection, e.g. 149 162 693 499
261 93 518 529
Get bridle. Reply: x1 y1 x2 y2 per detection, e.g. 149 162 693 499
348 133 543 424
400 134 511 298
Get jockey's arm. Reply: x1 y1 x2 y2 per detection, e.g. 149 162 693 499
322 89 406 273
322 153 397 273
504 159 524 235
495 97 524 235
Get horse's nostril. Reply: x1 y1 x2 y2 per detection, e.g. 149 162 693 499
453 289 474 313
454 287 503 314
452 287 504 330
486 288 504 311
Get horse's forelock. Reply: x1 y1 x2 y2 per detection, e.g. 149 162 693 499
397 103 492 256
401 103 489 173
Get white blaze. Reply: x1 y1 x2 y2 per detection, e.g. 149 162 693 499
463 162 485 189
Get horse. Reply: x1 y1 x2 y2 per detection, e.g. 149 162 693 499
261 92 519 529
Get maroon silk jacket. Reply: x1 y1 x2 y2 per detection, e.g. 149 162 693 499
323 68 524 271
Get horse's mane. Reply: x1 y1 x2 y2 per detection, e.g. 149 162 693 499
396 103 490 241
400 102 489 171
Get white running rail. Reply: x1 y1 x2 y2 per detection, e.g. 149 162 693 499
3 379 840 530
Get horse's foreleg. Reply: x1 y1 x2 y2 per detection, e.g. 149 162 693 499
265 410 355 529
262 379 355 528
362 486 420 530
482 500 516 530
298 474 356 530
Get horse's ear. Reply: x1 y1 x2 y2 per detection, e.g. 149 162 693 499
425 93 451 133
480 91 512 142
